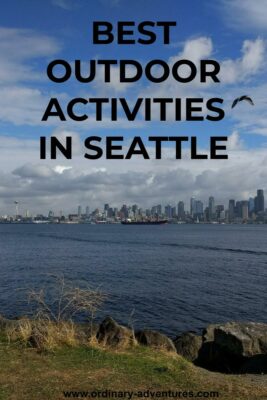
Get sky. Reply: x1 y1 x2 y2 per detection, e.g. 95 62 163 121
0 0 267 215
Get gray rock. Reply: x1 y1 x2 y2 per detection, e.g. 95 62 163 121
174 332 202 361
214 322 267 357
97 317 135 348
135 329 176 352
240 354 267 374
202 324 221 343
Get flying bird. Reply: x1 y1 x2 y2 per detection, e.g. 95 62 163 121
231 95 254 109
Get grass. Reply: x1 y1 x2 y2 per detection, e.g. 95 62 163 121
0 337 267 400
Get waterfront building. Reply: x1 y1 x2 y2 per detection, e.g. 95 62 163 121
228 199 235 222
177 201 185 220
165 205 172 219
242 201 249 220
255 189 264 214
208 196 215 221
190 197 196 217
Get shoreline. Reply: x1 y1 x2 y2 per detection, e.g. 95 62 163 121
1 315 267 375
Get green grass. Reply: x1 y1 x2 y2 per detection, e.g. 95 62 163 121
0 339 266 400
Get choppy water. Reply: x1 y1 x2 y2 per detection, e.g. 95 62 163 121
0 223 266 336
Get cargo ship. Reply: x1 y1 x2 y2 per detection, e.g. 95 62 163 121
121 219 168 225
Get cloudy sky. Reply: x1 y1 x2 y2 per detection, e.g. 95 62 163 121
0 0 267 215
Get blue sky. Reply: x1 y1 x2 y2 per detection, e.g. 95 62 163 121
0 0 266 213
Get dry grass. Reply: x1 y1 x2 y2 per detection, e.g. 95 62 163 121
4 318 79 351
0 339 266 400
3 276 107 351
27 275 106 325
5 317 32 344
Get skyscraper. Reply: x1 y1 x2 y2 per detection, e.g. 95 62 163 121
208 196 215 221
241 201 248 220
195 200 203 217
255 189 264 214
228 199 235 222
177 201 185 220
165 205 172 219
248 198 254 214
190 197 196 217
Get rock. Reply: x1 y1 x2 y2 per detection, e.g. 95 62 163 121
240 354 267 374
202 324 221 343
197 323 240 372
135 329 176 352
174 332 202 361
196 322 267 373
214 322 267 357
196 341 242 373
97 317 135 348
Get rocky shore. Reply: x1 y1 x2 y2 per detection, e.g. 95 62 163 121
95 317 267 374
1 315 267 374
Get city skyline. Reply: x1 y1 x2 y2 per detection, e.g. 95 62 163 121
0 1 267 214
1 189 265 224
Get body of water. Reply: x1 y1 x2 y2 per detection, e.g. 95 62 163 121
0 223 266 336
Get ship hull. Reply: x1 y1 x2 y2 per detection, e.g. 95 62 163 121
121 220 168 225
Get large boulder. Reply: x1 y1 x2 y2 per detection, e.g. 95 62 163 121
213 322 267 357
135 329 176 352
240 354 267 374
202 324 221 343
174 332 202 361
97 317 135 348
196 321 267 373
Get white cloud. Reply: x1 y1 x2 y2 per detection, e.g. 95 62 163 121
52 0 75 10
53 165 73 174
220 0 267 31
220 38 265 84
0 86 49 125
0 131 265 215
0 28 60 62
0 28 62 124
227 131 244 150
179 37 213 62
13 164 55 179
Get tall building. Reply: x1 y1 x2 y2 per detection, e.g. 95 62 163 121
195 200 203 217
151 206 158 216
171 206 177 218
235 201 242 218
248 198 254 214
216 205 224 220
132 204 138 215
78 205 82 217
157 204 162 216
190 197 196 217
165 205 172 218
208 196 215 221
228 199 235 222
254 189 264 214
177 201 185 220
241 201 248 220
86 206 90 217
107 208 114 218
